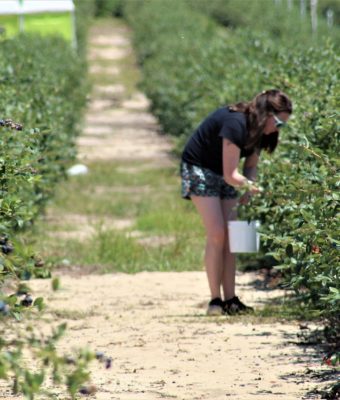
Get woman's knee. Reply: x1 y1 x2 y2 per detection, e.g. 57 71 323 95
206 226 225 247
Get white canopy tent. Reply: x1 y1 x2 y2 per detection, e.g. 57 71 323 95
0 0 76 48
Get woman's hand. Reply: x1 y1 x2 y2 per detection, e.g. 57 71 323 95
239 181 263 204
239 192 252 205
244 180 263 194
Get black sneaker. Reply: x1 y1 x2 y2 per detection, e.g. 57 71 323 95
223 296 254 315
207 297 224 316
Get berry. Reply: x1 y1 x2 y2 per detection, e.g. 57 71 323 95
79 385 97 395
323 357 332 366
64 356 76 365
2 243 13 255
105 357 112 369
0 119 23 130
0 301 9 316
22 270 32 280
0 235 8 245
34 258 45 268
21 294 33 307
311 245 321 254
95 351 105 361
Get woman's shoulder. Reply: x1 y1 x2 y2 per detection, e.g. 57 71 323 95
213 106 244 118
212 107 246 126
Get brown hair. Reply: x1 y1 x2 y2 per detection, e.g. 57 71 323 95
228 89 293 153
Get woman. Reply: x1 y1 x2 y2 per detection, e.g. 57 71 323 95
180 89 292 316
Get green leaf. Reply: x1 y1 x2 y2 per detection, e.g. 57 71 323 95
12 312 21 321
33 297 44 312
6 295 17 306
52 277 60 292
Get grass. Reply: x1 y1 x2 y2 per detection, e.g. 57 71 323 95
51 308 98 320
0 13 73 42
30 160 205 273
48 161 188 217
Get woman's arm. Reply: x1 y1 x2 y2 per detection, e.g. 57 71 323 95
222 139 261 194
243 150 260 182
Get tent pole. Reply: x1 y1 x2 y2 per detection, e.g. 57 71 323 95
71 9 77 50
19 15 24 33
19 0 24 33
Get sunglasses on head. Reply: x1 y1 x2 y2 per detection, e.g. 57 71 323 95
273 114 287 128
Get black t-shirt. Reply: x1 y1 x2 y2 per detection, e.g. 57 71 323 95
181 107 254 175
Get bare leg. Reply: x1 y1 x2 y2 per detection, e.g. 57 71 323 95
221 198 238 300
191 196 225 299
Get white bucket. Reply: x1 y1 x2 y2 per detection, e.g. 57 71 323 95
227 220 260 253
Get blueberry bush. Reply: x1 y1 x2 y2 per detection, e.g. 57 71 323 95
190 0 340 46
0 1 100 398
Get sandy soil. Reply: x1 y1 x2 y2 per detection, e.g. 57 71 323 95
0 18 334 400
0 271 327 400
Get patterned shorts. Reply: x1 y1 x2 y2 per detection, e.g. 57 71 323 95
180 162 238 200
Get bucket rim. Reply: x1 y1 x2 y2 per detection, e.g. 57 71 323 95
228 220 260 226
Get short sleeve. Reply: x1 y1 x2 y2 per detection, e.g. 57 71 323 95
218 118 246 149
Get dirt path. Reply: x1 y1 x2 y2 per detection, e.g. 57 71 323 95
0 19 331 400
78 22 172 164
4 272 325 400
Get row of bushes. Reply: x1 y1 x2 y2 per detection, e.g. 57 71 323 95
187 0 340 331
0 1 95 398
190 0 340 46
0 40 86 281
122 0 339 343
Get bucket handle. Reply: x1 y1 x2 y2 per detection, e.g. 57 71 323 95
227 201 240 222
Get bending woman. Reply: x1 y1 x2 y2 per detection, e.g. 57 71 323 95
180 89 292 315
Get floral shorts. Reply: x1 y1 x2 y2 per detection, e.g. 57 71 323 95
180 162 238 200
